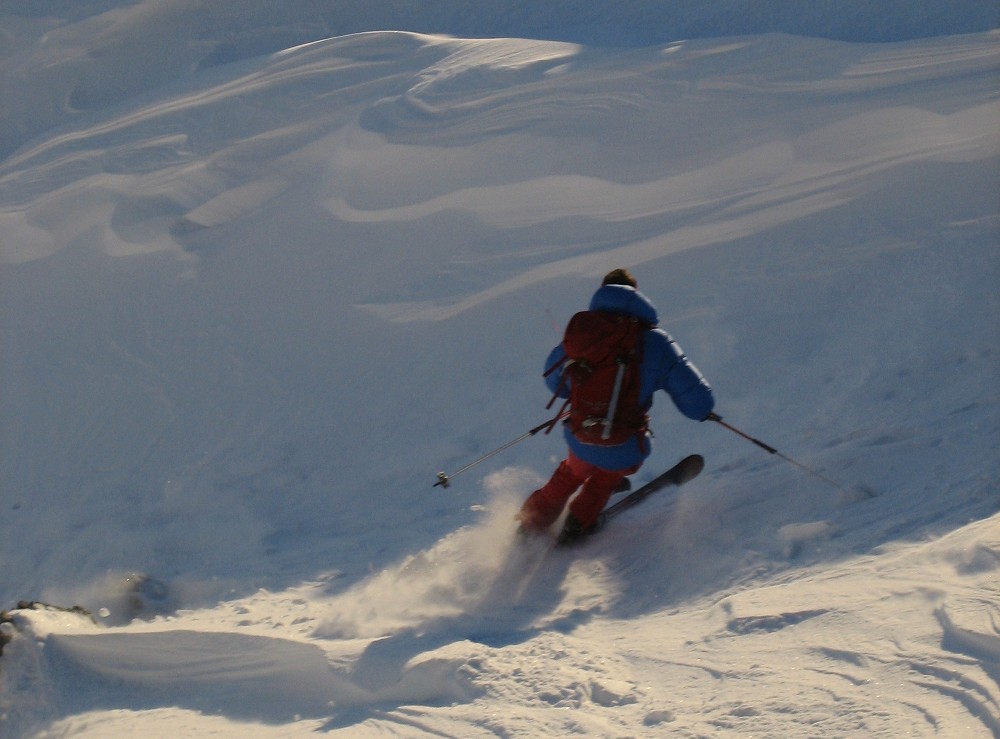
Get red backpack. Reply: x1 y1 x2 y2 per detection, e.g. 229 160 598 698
545 310 649 446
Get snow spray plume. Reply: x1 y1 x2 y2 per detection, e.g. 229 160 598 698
707 413 875 499
433 416 566 488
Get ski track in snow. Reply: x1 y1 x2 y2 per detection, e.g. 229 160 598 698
1 3 999 737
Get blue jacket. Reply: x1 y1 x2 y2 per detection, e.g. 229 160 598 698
545 284 714 471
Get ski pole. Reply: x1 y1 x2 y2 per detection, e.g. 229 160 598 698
706 412 851 494
434 414 567 488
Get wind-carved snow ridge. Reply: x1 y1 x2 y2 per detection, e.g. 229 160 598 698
929 607 1000 735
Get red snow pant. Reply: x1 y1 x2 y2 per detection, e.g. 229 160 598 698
517 451 640 532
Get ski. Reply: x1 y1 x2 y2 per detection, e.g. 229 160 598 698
603 454 704 522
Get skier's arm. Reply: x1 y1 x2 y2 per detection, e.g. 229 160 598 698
657 334 715 421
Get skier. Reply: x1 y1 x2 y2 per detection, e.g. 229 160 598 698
517 268 715 543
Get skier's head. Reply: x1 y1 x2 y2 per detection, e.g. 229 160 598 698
602 268 637 289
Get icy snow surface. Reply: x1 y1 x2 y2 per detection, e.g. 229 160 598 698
1 1 998 737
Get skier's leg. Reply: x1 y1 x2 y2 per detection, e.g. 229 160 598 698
567 467 629 530
560 459 642 542
517 456 586 532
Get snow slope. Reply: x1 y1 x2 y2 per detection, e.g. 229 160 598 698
1 2 998 737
